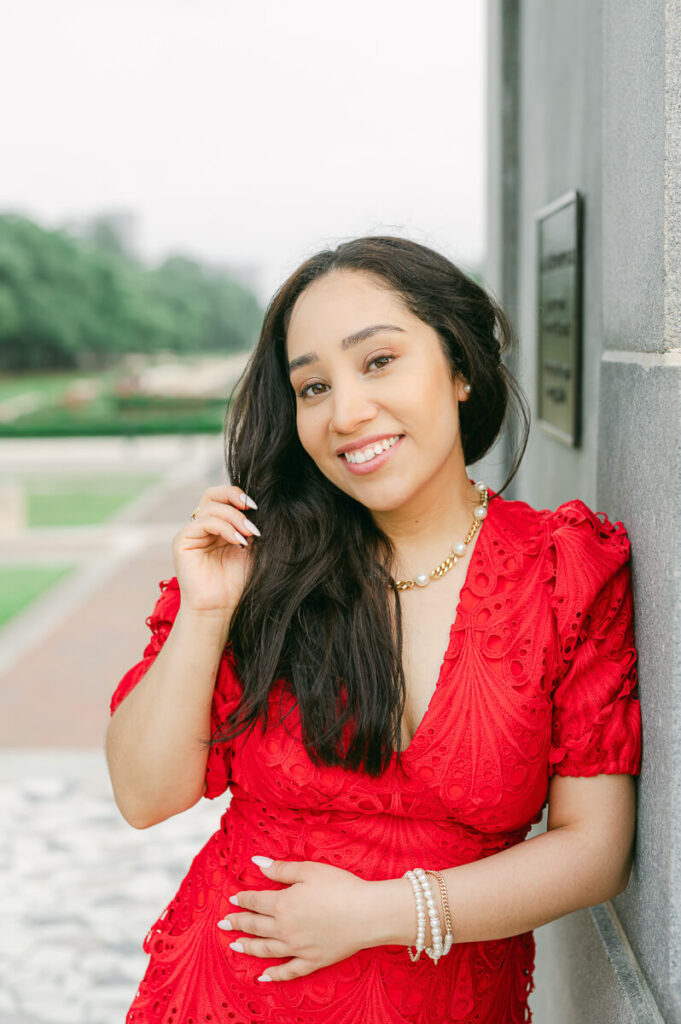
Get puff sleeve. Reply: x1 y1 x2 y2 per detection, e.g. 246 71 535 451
546 500 642 778
109 576 243 800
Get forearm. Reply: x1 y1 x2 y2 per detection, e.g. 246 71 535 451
106 606 231 828
366 825 632 948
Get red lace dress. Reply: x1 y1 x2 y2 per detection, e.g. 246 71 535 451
109 487 642 1024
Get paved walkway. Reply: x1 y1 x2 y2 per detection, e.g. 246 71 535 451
0 434 228 743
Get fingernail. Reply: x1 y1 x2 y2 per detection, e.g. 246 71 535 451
233 530 248 546
243 518 261 537
229 894 240 906
217 918 233 930
241 493 258 510
251 855 273 868
229 941 244 952
258 973 272 982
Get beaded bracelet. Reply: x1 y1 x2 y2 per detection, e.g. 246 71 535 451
424 870 454 961
403 867 454 964
414 868 443 961
404 870 427 961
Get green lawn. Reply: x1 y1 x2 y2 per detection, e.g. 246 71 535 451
0 564 77 629
0 369 114 403
0 392 227 437
22 472 163 526
0 358 248 436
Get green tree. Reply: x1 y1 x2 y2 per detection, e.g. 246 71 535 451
0 213 264 371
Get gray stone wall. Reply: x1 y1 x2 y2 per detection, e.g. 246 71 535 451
485 1 679 1020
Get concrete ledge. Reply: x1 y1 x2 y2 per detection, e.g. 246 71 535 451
590 903 664 1024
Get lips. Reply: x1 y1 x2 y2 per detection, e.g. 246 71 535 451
335 433 404 456
339 434 406 475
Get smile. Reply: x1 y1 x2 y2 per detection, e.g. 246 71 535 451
339 435 405 475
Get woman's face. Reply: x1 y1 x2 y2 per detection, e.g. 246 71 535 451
286 269 470 513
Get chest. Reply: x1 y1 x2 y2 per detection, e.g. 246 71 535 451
397 567 469 748
233 521 559 834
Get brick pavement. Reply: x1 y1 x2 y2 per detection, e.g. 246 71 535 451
0 435 227 747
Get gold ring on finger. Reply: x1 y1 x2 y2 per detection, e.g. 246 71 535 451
191 506 201 520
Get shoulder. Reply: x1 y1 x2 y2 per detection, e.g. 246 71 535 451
491 490 630 563
538 497 631 582
533 498 632 654
145 576 181 630
489 490 632 616
540 496 629 544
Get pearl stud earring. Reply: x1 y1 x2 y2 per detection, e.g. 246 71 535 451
463 383 471 394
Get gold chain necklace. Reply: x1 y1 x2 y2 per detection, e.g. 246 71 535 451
391 481 489 591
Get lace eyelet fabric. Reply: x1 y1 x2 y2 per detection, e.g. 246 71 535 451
109 487 642 1023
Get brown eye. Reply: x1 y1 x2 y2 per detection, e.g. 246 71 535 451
368 355 395 371
298 381 327 400
297 355 395 400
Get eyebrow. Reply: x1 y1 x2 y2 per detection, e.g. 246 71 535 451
287 324 406 375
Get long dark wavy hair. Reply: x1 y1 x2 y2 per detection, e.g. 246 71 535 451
209 235 530 777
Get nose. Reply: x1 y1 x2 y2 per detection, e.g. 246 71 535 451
328 378 378 435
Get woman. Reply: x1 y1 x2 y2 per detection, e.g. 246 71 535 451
106 235 642 1023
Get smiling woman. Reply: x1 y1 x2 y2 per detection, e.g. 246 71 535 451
287 272 478 506
106 235 641 1024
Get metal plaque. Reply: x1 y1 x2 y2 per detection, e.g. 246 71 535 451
535 190 583 446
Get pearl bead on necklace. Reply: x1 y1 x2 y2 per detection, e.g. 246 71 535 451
391 481 489 591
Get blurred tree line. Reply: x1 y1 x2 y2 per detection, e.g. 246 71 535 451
0 213 264 372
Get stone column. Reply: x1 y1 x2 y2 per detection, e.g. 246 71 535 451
486 0 678 1019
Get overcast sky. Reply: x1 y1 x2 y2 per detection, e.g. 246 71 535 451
0 1 486 305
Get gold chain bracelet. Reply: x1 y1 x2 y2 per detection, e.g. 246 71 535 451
425 869 454 955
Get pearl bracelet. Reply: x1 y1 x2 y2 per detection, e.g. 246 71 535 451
403 867 454 965
425 869 454 959
414 868 443 961
404 870 427 961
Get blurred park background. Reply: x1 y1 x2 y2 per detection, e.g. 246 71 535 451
0 2 486 1019
0 0 485 750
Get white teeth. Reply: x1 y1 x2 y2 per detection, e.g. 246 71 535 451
343 435 402 464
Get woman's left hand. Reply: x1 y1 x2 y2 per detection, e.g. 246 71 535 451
217 856 379 982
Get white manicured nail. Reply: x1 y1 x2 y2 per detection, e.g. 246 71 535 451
251 855 273 868
233 529 248 546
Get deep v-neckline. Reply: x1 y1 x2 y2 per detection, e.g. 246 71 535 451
393 486 497 761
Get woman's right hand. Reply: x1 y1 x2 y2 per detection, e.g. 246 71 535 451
171 484 260 616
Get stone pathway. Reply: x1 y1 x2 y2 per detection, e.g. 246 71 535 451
0 751 228 1024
